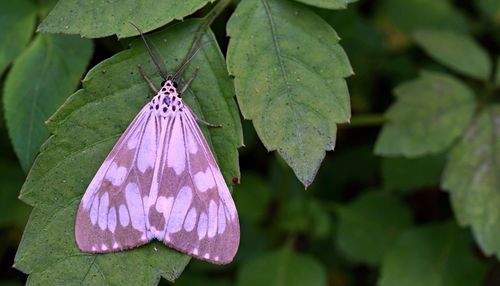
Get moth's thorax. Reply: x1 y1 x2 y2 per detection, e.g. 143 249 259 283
149 80 184 117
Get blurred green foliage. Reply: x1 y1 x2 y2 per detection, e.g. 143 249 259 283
1 0 500 285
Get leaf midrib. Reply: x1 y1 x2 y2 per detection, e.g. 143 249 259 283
261 0 304 154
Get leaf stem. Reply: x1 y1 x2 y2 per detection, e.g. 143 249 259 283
347 114 385 127
178 0 232 79
192 0 232 47
202 0 233 27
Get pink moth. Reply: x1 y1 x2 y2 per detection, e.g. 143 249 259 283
74 24 240 265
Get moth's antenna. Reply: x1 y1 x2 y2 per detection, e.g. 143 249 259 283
173 0 229 81
129 22 168 80
172 40 212 83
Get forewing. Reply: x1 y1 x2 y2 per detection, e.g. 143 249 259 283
145 110 240 264
75 105 160 253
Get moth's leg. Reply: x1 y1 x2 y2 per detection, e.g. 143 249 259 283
185 105 222 128
137 64 158 93
197 117 222 128
181 68 221 128
179 67 200 94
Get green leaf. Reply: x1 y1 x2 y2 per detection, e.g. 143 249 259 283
227 0 352 186
442 106 500 257
37 0 59 19
375 71 476 157
278 196 331 239
176 276 231 286
293 0 357 10
382 153 446 192
233 173 272 223
336 192 412 265
38 0 212 38
237 248 326 286
14 20 242 285
0 0 36 75
320 8 386 102
479 0 500 24
3 34 93 172
379 223 487 286
378 0 468 36
414 30 491 81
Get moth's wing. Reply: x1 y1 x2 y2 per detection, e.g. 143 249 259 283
75 105 161 253
146 110 239 264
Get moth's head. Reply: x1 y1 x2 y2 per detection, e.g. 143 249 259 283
150 78 184 116
159 79 178 95
160 77 179 92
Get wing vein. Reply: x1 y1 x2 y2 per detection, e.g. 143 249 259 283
87 108 150 204
180 113 203 202
183 111 224 196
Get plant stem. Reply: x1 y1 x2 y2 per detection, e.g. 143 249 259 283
179 0 232 79
347 114 385 127
203 0 233 27
191 0 232 51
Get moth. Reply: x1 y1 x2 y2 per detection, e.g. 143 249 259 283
75 25 240 265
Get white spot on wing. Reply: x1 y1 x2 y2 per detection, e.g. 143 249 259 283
98 193 109 230
167 116 185 175
125 183 145 231
119 204 130 227
167 186 192 233
137 115 156 173
108 207 117 233
101 244 108 251
217 203 226 234
193 248 199 255
204 253 210 259
83 159 112 209
197 212 208 240
90 196 99 225
186 126 198 154
207 200 218 238
106 163 127 186
194 168 216 193
127 129 140 149
113 242 119 249
155 196 174 222
155 196 174 238
113 167 127 186
184 207 197 232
